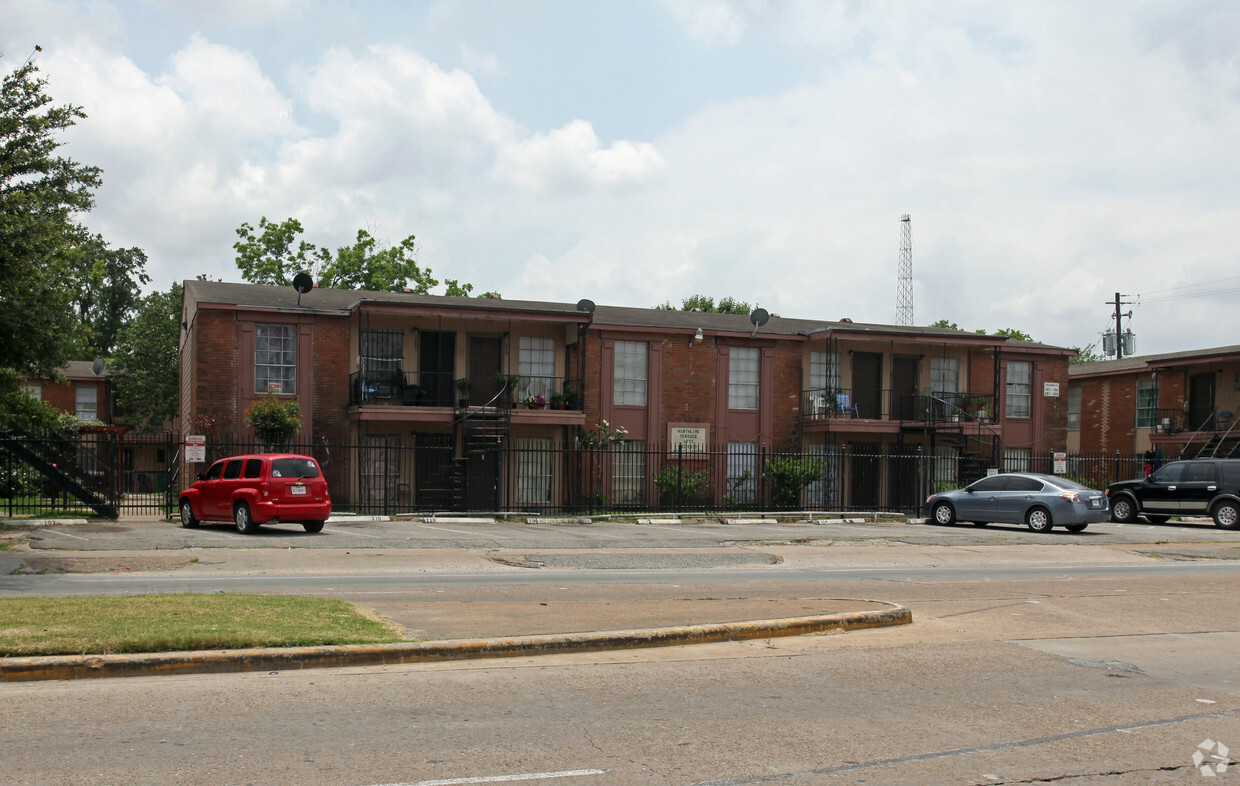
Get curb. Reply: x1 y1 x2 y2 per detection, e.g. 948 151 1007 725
0 602 910 683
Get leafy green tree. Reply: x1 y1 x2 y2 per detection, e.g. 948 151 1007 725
234 217 446 293
655 295 752 314
929 319 960 330
110 282 180 430
64 238 150 357
244 392 302 447
993 328 1035 342
1069 343 1104 364
0 54 102 383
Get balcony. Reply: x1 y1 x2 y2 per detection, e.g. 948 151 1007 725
801 388 995 425
350 371 585 412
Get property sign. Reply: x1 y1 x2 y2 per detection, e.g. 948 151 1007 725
1053 452 1068 474
185 435 206 463
668 424 708 453
1044 382 1060 397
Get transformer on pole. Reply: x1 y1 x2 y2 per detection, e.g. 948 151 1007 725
897 214 913 326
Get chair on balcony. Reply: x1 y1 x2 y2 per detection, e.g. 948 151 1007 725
835 393 858 419
810 394 827 417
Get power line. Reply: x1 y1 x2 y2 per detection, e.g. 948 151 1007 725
1139 285 1240 304
1139 275 1240 298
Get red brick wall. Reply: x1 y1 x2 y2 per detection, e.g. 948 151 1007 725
1078 376 1136 452
311 314 350 446
190 309 240 435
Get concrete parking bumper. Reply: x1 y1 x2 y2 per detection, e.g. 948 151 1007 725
0 601 910 682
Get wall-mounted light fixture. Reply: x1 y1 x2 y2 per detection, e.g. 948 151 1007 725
694 328 704 343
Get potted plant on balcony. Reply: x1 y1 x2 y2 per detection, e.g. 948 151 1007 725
455 378 471 408
549 392 567 410
524 393 546 410
562 384 583 410
492 373 522 406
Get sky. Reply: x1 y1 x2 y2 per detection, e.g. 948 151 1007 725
5 0 1240 357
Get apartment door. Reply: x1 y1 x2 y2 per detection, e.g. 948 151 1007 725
852 352 883 419
891 356 918 421
1188 373 1216 431
419 331 456 406
468 336 502 405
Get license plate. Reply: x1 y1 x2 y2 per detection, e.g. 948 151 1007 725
290 485 306 496
1089 498 1100 508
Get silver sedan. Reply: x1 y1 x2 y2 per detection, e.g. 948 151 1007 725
925 472 1110 532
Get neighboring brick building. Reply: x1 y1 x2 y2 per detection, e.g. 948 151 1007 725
1069 345 1240 459
180 280 1076 511
22 360 113 424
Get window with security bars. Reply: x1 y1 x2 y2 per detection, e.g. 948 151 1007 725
1005 361 1031 419
614 341 647 406
256 324 297 394
520 337 556 401
729 347 759 410
611 440 646 504
362 329 404 386
1136 378 1157 428
726 442 757 503
516 438 553 504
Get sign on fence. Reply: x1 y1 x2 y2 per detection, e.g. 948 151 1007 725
1053 451 1067 474
185 435 206 463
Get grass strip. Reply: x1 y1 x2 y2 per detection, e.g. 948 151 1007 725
0 594 407 656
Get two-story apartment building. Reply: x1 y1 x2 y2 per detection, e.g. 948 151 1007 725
1069 345 1240 460
180 280 1076 512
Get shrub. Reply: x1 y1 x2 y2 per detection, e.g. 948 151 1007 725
763 456 826 507
244 393 301 447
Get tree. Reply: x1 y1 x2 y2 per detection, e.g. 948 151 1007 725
0 54 102 382
64 238 150 357
656 295 752 314
1069 343 1104 364
993 328 1035 342
235 217 439 293
110 282 180 430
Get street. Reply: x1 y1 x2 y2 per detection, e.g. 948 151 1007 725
2 515 1239 783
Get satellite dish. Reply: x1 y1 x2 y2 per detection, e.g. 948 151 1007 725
576 299 596 314
292 272 313 305
91 357 105 376
749 308 769 338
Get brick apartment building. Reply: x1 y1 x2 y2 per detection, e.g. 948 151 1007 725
180 280 1076 512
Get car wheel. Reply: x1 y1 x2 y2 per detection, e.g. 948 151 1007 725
1144 515 1170 525
1026 506 1054 532
1065 523 1088 533
1110 496 1138 523
179 500 199 528
302 520 325 533
931 501 956 526
234 502 259 534
1212 501 1240 530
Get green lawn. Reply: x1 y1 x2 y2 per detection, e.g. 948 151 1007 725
0 594 407 656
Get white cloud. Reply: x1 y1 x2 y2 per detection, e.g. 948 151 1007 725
492 120 665 195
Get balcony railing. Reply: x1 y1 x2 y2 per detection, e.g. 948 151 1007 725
801 388 996 424
351 371 584 410
350 371 457 407
487 375 583 410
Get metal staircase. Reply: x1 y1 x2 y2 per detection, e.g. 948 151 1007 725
0 427 118 518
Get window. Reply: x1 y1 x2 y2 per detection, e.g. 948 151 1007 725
520 337 556 401
614 341 647 406
244 459 263 479
76 386 98 420
611 440 646 504
729 347 760 410
223 459 243 480
930 358 959 395
809 351 841 393
256 324 297 394
1067 385 1081 430
726 442 757 503
516 438 553 505
1005 361 1031 418
1136 377 1157 428
362 329 403 385
1004 448 1031 473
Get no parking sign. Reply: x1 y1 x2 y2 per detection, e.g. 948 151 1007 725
185 435 206 463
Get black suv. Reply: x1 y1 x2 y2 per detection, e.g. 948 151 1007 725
1106 459 1240 529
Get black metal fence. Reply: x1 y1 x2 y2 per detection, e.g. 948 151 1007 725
0 429 1156 520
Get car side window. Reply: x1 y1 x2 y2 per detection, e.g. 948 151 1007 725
222 460 243 480
1149 463 1185 483
205 462 224 481
970 476 1009 492
1008 477 1044 492
1221 464 1240 488
1182 462 1217 482
244 459 263 479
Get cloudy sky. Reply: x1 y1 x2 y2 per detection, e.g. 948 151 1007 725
6 0 1239 356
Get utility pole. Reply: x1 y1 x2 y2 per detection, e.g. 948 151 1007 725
1105 292 1135 359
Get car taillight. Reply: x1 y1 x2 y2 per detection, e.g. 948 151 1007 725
1059 491 1082 503
260 481 269 498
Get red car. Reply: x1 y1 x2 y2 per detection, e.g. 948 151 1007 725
179 453 331 534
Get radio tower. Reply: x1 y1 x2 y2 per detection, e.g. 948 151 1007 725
897 214 913 325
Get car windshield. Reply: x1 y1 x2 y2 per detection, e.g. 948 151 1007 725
271 458 320 479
